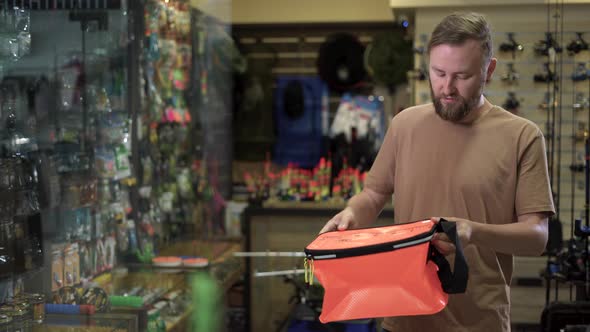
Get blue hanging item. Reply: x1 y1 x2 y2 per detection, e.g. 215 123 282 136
273 76 326 168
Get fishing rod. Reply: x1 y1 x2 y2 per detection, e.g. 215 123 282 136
234 251 307 277
234 251 305 257
568 40 578 303
583 46 590 301
545 1 556 305
555 0 564 221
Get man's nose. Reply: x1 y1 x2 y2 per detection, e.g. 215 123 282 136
442 76 456 95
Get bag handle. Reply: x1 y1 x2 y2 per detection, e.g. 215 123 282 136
430 218 469 293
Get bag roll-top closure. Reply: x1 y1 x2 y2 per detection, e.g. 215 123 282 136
303 218 469 294
304 219 437 260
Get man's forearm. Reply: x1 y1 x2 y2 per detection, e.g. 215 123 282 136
470 214 549 256
346 189 388 228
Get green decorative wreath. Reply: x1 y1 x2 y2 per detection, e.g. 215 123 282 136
365 31 413 89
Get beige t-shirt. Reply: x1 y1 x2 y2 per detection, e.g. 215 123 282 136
364 102 555 332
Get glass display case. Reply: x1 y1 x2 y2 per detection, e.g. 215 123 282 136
0 1 241 331
0 0 144 327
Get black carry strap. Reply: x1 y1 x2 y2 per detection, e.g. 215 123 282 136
430 218 469 293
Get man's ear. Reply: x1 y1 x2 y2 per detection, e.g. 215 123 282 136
485 58 497 83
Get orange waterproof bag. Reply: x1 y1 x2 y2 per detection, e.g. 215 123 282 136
304 219 468 323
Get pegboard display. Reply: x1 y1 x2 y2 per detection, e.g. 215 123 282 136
411 4 590 241
231 23 409 162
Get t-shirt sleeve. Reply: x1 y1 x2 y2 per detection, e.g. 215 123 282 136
364 118 396 195
515 129 555 216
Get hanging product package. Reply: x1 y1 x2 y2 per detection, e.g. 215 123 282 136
304 218 468 323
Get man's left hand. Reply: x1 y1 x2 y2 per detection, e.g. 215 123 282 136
430 217 475 256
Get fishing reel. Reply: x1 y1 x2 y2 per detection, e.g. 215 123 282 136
534 32 563 56
539 92 557 111
574 122 588 142
554 219 589 284
573 93 589 111
567 32 589 55
409 66 427 81
569 162 585 173
502 92 520 113
498 33 524 57
500 63 519 84
534 63 559 83
572 62 589 82
574 219 590 238
544 221 586 283
556 238 586 282
413 34 428 55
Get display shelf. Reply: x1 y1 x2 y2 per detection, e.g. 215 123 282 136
262 200 348 209
123 263 209 274
41 312 139 332
121 259 243 293
100 275 175 332
164 305 192 332
159 259 244 332
262 199 395 210
157 240 242 263
123 240 244 291
98 240 243 331
0 266 44 283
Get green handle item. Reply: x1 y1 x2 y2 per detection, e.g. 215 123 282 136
191 272 221 331
109 295 144 308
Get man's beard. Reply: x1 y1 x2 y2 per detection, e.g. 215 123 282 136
430 84 482 123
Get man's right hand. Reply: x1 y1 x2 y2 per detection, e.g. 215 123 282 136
319 207 357 234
